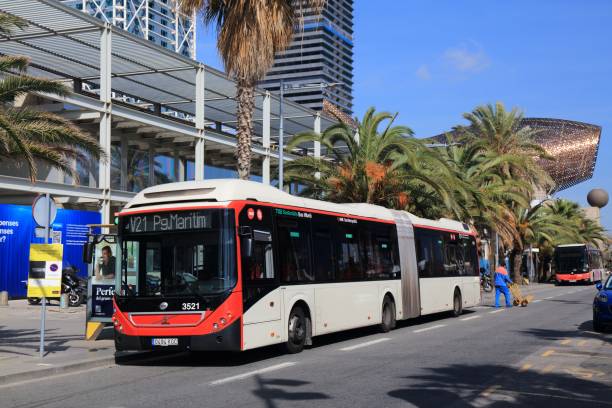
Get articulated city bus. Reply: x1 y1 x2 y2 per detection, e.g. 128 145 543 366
554 244 605 284
112 180 480 353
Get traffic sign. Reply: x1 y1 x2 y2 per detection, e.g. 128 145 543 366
32 195 57 227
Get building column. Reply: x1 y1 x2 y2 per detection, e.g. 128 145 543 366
262 91 271 185
99 24 112 227
173 149 185 182
194 65 205 181
120 133 128 191
314 112 321 180
148 145 155 187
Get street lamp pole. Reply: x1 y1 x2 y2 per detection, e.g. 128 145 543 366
277 81 341 192
279 78 285 191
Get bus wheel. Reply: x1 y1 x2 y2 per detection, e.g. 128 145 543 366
452 289 463 317
380 297 396 333
286 306 307 354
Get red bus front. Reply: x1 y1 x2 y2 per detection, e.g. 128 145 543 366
112 206 244 351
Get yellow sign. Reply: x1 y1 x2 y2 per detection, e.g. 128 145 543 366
27 244 63 298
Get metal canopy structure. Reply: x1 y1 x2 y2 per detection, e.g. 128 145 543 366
0 0 337 222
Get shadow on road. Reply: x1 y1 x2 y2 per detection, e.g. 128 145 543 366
388 363 610 408
0 326 82 357
116 310 465 368
517 320 611 344
252 376 330 408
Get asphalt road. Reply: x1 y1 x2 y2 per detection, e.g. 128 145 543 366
3 284 611 408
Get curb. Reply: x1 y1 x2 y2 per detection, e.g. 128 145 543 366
0 351 182 387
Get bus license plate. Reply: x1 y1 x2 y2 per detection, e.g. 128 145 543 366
152 338 179 346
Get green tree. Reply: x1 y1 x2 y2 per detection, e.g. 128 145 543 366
179 0 323 180
284 108 462 217
0 13 104 182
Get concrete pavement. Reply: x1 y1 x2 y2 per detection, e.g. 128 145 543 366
2 283 609 408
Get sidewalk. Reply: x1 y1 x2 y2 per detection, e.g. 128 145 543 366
0 299 120 386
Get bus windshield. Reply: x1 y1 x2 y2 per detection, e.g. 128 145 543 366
555 247 587 273
119 209 236 297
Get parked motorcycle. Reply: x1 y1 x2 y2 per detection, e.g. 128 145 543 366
23 266 87 307
480 268 493 292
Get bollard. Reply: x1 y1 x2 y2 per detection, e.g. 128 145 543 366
0 291 8 307
59 293 69 310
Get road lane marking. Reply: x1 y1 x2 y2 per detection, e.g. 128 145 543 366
577 340 588 346
460 315 482 321
488 309 504 314
209 362 296 385
339 337 390 351
532 299 542 303
519 363 532 372
559 339 571 345
542 349 555 357
480 384 501 397
544 296 553 300
413 324 446 333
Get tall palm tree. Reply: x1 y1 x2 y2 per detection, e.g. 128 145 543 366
284 108 463 217
0 13 104 182
459 102 553 191
179 0 324 180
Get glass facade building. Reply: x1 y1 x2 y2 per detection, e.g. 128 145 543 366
60 0 195 59
260 0 354 115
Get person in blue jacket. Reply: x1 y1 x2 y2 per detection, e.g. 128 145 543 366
494 263 513 308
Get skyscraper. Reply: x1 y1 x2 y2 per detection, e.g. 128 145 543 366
60 0 196 59
261 0 354 115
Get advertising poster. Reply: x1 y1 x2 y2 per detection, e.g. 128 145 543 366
90 241 117 318
27 244 63 298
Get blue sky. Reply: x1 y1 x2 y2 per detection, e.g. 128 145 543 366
195 0 612 231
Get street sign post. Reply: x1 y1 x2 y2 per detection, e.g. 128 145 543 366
31 193 57 358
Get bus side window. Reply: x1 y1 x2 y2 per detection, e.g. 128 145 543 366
312 222 335 282
276 216 313 283
246 231 274 281
415 228 433 278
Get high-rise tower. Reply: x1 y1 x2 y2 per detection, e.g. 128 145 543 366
261 0 354 115
60 0 196 59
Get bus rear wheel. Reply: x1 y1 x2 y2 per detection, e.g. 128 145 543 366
380 297 396 333
285 306 307 354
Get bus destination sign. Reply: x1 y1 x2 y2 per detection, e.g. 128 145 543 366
123 211 211 233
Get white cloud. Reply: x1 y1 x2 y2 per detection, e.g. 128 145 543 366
415 64 431 80
443 43 490 73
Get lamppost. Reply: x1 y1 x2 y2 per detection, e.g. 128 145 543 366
278 80 341 191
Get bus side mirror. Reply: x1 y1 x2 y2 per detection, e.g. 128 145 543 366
595 282 603 290
239 226 253 258
83 242 94 264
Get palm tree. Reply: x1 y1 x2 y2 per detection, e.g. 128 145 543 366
0 13 104 181
459 102 553 191
284 108 463 217
179 0 324 180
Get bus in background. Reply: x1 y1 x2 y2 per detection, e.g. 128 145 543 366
112 180 480 353
554 244 605 284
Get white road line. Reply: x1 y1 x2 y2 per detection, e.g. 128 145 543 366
339 337 390 351
544 296 553 300
489 309 504 314
209 362 297 385
413 324 446 333
460 315 482 321
532 299 542 303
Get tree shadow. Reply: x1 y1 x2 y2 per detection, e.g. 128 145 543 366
0 326 82 356
518 320 611 344
388 363 610 408
252 376 330 408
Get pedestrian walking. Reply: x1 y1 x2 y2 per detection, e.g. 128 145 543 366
494 263 513 308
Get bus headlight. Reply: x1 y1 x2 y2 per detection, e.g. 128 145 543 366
212 323 219 330
220 317 227 325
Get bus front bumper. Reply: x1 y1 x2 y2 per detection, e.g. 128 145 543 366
114 318 241 352
557 272 590 282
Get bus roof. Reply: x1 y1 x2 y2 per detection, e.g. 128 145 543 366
123 179 471 233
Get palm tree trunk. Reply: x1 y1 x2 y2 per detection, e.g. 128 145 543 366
235 79 255 180
512 249 522 284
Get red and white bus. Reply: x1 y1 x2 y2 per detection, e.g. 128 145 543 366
554 244 605 284
112 180 480 353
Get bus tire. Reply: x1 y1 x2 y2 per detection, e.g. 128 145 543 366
452 289 463 317
380 297 396 333
285 306 307 354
